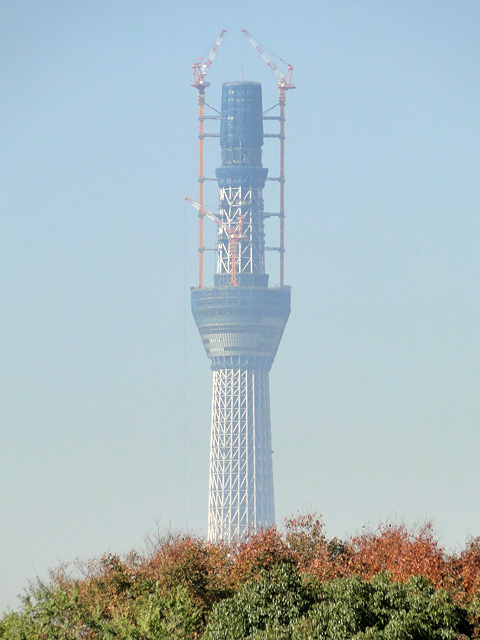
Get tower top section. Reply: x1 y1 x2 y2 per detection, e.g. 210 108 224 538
190 30 295 288
217 81 268 190
220 82 264 164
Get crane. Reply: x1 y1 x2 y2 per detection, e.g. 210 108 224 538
241 29 295 91
242 29 295 288
185 197 244 287
191 29 227 90
190 30 227 289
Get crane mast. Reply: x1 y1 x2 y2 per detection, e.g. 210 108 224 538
242 29 295 287
191 29 227 288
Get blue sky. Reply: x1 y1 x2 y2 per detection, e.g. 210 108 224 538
2 0 480 612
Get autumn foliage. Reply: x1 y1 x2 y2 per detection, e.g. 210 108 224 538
2 516 480 638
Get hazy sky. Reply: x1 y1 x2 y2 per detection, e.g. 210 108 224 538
2 0 480 612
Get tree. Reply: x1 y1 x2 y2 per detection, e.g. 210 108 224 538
204 563 317 640
2 517 480 639
204 566 472 640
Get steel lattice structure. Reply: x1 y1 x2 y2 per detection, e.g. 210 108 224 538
217 187 265 278
209 369 274 541
191 79 291 543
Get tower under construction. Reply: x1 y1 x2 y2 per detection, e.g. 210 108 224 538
189 31 294 543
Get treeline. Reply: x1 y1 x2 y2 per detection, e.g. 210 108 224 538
2 515 480 638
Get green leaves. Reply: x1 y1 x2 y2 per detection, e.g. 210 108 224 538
2 517 480 639
102 586 202 639
204 569 472 640
204 564 317 640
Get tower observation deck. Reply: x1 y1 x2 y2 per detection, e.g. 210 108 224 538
191 80 291 543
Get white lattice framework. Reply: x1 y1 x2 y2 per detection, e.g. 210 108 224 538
208 368 274 543
217 186 265 277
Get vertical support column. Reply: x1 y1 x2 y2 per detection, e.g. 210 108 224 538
279 90 286 287
198 89 205 288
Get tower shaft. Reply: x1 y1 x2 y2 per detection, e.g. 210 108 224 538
192 81 290 543
209 369 273 542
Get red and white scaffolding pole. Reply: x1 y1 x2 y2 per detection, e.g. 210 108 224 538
190 29 226 288
242 29 295 287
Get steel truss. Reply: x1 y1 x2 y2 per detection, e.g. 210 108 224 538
217 186 265 278
208 368 274 543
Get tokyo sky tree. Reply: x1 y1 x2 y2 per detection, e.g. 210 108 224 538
189 33 294 543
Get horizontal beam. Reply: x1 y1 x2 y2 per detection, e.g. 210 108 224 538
263 212 281 218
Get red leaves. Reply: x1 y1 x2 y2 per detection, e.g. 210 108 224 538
346 522 449 586
231 527 295 583
41 516 480 636
454 535 480 620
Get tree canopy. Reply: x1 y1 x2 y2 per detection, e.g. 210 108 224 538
2 516 480 639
